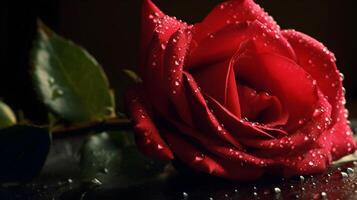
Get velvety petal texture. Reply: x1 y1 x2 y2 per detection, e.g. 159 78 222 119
126 0 356 180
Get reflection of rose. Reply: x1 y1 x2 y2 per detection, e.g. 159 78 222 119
126 0 356 180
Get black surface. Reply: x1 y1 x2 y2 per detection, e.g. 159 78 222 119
0 123 356 200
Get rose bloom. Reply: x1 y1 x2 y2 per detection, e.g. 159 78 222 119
126 0 356 180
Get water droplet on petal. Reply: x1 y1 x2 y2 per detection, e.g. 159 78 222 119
339 72 344 81
157 144 163 150
321 192 327 199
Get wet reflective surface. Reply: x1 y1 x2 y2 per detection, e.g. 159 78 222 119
1 129 357 200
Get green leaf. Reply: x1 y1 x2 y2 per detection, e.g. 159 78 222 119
0 101 16 128
0 125 50 183
31 20 115 123
79 131 170 188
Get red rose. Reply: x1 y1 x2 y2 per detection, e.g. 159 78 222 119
126 0 356 180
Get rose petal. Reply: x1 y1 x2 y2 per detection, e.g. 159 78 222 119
192 59 241 117
238 84 288 126
140 0 165 66
193 0 280 45
126 86 174 160
282 30 344 123
181 72 243 148
318 107 356 160
240 90 332 156
235 40 319 130
188 20 295 68
205 94 288 139
169 118 276 167
164 128 265 180
163 27 194 125
142 15 187 117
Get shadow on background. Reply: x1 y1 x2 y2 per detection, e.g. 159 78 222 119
1 0 356 122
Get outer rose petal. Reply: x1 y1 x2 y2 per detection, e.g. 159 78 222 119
126 86 174 161
193 0 280 45
140 0 164 66
164 128 265 180
188 20 295 68
142 14 187 117
282 30 356 160
281 30 342 122
163 27 194 125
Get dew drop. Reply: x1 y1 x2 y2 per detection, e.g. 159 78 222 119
175 81 180 86
308 161 314 166
182 192 188 199
274 187 281 193
157 144 163 149
48 77 55 86
339 72 344 81
174 60 180 66
195 154 204 161
299 175 305 182
320 192 327 199
161 43 166 50
347 167 354 174
52 88 64 100
90 178 102 186
341 171 348 178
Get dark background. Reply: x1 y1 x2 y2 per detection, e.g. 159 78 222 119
1 0 356 123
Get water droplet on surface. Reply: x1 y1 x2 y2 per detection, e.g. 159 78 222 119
182 192 188 199
90 178 102 186
299 175 305 181
274 187 281 193
347 167 354 174
67 178 73 184
308 161 314 166
157 144 163 149
341 171 348 178
175 81 180 86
